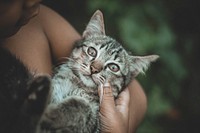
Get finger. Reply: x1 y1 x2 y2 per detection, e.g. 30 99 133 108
100 82 115 109
116 87 130 105
115 87 130 113
103 82 114 97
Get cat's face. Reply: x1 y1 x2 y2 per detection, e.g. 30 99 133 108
71 35 130 95
70 10 158 96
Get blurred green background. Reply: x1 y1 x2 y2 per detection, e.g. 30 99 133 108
42 0 200 133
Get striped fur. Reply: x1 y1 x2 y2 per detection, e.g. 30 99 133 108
37 10 158 133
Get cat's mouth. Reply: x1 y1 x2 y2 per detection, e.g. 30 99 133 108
82 73 105 86
81 68 105 86
91 74 105 85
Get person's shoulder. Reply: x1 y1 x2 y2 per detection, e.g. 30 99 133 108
37 4 73 34
38 4 65 25
38 4 55 17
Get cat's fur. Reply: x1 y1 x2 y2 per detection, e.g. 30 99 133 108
0 47 50 133
38 10 159 133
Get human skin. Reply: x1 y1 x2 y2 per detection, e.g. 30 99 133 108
0 3 147 133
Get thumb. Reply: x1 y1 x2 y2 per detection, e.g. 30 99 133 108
99 83 117 133
99 82 115 112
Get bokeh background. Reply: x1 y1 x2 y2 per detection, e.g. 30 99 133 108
42 0 200 133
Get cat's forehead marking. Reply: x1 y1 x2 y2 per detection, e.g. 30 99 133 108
83 35 127 64
99 40 113 49
108 47 123 55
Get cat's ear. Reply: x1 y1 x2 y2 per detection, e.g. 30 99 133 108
82 10 105 38
130 55 159 76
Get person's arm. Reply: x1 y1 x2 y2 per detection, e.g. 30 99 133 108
99 80 147 133
128 80 147 132
38 5 81 63
38 5 147 132
2 5 81 74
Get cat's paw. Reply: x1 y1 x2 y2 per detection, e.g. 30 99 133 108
37 105 68 133
26 75 51 114
38 97 94 133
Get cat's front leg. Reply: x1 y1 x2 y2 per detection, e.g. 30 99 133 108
37 96 98 133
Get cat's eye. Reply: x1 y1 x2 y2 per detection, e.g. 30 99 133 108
87 47 97 57
108 63 120 72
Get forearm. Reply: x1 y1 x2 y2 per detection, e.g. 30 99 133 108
39 5 81 62
128 80 147 133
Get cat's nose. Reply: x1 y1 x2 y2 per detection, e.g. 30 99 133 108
90 61 103 74
90 65 101 74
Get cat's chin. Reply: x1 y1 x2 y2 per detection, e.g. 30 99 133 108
79 73 97 88
81 73 102 86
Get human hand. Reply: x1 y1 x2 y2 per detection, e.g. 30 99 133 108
99 82 130 133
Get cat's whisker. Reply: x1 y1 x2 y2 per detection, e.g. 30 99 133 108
75 78 84 86
73 58 83 64
64 65 76 69
39 9 159 133
97 77 105 85
81 64 86 68
59 57 75 62
54 57 78 68
81 63 88 68
71 67 81 71
80 68 91 75
65 63 81 69
56 57 74 65
66 64 90 75
100 79 105 84
61 57 84 67
99 76 105 83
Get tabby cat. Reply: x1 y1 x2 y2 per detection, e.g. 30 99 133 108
38 10 158 133
0 47 50 133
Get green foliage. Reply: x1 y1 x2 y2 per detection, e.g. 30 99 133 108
86 0 187 132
